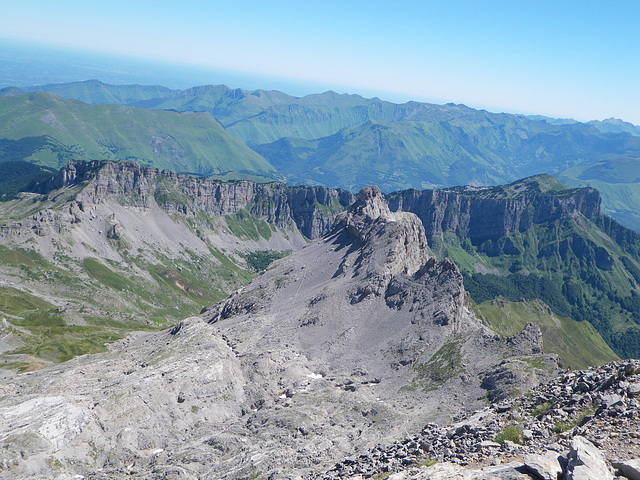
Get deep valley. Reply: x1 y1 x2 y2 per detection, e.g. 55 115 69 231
0 79 639 480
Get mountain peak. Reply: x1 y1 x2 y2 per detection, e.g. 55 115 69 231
339 185 417 244
351 185 392 221
335 186 431 292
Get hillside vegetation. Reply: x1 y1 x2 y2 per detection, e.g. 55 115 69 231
0 91 276 179
388 175 640 358
7 80 639 231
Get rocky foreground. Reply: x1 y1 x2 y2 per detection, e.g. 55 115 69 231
320 359 640 480
0 184 637 480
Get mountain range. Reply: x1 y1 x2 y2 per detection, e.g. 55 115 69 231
0 158 639 477
2 80 640 232
0 168 599 478
0 90 276 180
1 159 637 367
1 78 640 478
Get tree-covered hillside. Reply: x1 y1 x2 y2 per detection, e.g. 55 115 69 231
388 175 640 358
8 80 639 232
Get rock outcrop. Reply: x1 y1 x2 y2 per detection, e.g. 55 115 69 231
334 185 431 295
387 175 601 243
26 162 609 245
0 186 560 479
33 159 355 239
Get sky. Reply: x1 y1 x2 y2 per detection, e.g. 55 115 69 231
1 0 639 124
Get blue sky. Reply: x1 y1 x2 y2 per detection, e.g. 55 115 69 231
1 0 639 123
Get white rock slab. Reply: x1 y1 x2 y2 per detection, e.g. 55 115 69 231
566 435 613 480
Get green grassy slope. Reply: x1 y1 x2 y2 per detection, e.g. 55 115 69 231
0 92 277 178
18 79 176 105
471 297 618 369
254 120 512 191
132 84 297 128
255 119 640 194
404 177 640 358
0 206 261 372
559 158 640 233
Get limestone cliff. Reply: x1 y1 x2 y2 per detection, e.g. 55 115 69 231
28 162 603 245
386 174 601 242
36 159 355 239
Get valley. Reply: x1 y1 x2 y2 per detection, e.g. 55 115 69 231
3 80 640 232
0 79 639 479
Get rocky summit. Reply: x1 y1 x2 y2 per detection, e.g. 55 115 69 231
0 185 563 479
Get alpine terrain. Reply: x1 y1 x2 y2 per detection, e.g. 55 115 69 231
0 158 638 479
0 80 639 480
3 81 640 232
0 183 566 478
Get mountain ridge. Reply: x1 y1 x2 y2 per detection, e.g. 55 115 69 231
4 79 639 231
388 177 640 358
0 160 634 365
0 91 277 179
0 178 565 479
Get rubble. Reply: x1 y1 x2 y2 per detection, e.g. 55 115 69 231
319 360 640 479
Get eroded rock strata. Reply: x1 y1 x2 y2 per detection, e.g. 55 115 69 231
31 159 355 239
0 186 561 479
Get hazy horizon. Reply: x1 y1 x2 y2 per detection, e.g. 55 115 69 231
1 1 639 124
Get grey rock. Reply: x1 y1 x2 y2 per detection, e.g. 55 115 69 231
387 185 601 242
602 394 625 409
613 459 640 480
524 451 563 480
566 436 613 480
480 440 501 448
36 159 356 240
390 461 534 479
628 383 640 397
2 163 639 480
0 187 564 480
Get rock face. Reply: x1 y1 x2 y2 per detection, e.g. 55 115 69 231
30 162 607 245
335 185 431 295
386 175 601 243
34 159 355 239
0 186 559 479
388 173 640 361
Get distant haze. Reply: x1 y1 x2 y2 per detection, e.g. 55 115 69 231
0 1 639 125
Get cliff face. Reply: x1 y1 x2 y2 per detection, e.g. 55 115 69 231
39 163 602 244
385 176 640 359
41 160 355 239
387 176 601 242
0 185 563 480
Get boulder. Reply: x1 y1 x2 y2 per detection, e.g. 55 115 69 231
524 451 563 480
613 459 640 480
566 436 613 480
